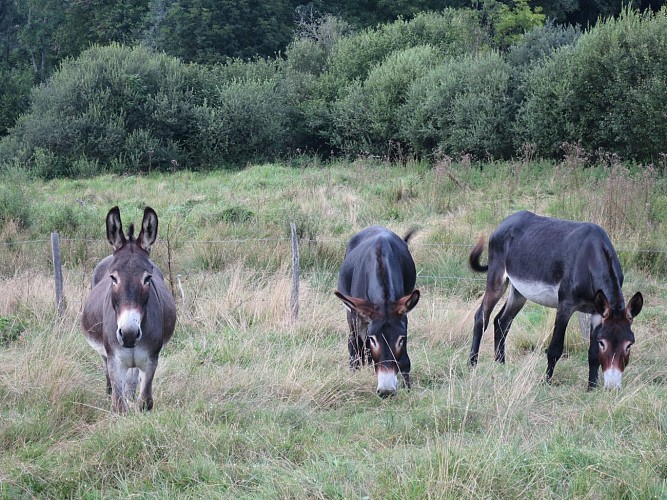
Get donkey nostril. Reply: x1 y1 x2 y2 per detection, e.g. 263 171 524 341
377 389 396 398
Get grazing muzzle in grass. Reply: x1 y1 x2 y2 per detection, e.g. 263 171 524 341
376 363 399 397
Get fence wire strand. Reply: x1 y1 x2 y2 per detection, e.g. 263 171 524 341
1 237 666 290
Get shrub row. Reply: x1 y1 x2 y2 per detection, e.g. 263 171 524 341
0 7 665 178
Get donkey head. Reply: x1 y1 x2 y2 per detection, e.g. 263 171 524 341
335 290 420 397
105 206 158 348
593 289 643 389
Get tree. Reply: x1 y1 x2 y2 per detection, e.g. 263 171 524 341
475 0 546 50
15 0 66 81
144 0 300 62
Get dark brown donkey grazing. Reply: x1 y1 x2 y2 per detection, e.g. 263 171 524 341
335 226 420 397
469 211 643 389
82 206 176 412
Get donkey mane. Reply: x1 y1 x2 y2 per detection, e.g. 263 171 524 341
375 245 390 303
127 223 136 243
602 245 623 309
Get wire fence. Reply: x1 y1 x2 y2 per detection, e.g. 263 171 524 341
2 234 667 320
7 237 665 251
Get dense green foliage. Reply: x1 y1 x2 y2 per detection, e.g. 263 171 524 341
327 45 444 155
0 5 666 176
0 45 299 176
400 51 513 158
517 8 667 160
315 9 487 102
144 0 299 63
0 0 661 137
0 45 202 176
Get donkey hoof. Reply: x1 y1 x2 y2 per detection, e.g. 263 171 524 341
140 398 154 411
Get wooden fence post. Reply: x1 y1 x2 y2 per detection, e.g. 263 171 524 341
51 232 65 316
290 222 300 322
578 312 591 341
177 274 185 304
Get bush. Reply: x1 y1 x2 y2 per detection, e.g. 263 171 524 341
517 8 667 161
0 44 205 177
0 315 25 346
399 51 513 158
0 167 33 228
0 45 303 176
192 77 294 167
316 9 488 102
285 38 328 76
328 45 442 156
506 20 581 69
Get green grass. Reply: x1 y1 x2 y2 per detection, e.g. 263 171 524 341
0 159 666 498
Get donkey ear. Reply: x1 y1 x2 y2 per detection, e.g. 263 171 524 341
334 291 380 321
626 291 643 320
593 290 611 319
394 289 420 316
137 207 158 253
106 206 126 251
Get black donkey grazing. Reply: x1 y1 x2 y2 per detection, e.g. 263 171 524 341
469 211 643 389
335 226 420 397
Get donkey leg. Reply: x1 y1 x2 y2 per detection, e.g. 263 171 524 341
492 286 527 363
137 359 158 411
125 368 139 400
546 307 573 382
102 356 112 395
470 306 485 366
587 327 601 390
471 276 508 366
107 356 129 414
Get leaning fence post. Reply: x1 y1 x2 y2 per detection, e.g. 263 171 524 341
51 232 65 316
290 222 300 322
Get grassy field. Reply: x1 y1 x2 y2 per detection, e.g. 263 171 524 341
0 157 666 498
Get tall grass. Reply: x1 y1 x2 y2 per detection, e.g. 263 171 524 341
0 159 665 497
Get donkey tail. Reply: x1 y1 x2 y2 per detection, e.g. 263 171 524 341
403 227 418 244
469 236 488 273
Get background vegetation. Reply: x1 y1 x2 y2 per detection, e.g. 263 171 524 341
1 3 666 177
0 1 665 496
0 156 665 497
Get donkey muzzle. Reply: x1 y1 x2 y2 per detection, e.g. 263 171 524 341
116 309 143 348
117 327 142 348
602 367 623 389
376 367 398 397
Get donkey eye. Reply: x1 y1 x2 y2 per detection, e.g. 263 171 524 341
598 340 606 351
110 275 118 285
626 342 633 353
143 274 152 286
398 336 406 347
368 336 377 348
